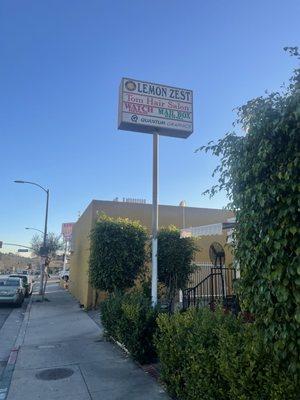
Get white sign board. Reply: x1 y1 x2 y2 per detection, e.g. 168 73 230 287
118 78 193 138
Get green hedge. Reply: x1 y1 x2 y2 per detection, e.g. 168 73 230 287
100 291 158 364
156 308 297 400
199 50 300 372
89 214 147 293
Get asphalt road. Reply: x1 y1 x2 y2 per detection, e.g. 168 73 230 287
0 306 13 331
0 306 13 376
0 297 30 378
0 298 29 330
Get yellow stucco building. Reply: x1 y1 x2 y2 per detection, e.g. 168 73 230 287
69 199 233 308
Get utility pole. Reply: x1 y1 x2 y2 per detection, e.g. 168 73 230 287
151 132 159 306
40 189 49 296
14 180 50 296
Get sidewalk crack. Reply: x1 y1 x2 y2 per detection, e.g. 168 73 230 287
78 364 93 400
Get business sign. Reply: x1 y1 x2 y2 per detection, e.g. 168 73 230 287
61 223 74 241
118 78 193 138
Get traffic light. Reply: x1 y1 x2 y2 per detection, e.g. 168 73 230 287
0 241 2 249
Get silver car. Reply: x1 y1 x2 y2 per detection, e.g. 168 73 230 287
0 277 25 306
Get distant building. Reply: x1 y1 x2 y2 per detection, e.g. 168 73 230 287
69 199 234 308
0 253 38 274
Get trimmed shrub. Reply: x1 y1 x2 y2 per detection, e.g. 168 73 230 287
100 292 123 338
218 319 298 400
156 308 298 400
157 226 197 308
89 214 147 293
101 291 158 364
156 308 230 400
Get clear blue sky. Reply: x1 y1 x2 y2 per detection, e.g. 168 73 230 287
0 0 299 252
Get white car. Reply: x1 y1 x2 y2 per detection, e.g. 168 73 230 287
9 273 34 297
0 277 25 306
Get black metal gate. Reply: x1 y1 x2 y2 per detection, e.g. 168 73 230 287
182 266 238 313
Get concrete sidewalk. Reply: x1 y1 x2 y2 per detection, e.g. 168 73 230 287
7 283 169 400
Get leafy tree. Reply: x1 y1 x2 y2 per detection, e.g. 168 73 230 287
198 48 300 373
89 214 147 293
157 225 197 307
31 233 63 295
31 232 63 259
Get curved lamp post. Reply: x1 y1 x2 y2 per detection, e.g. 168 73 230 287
14 180 49 295
25 227 45 235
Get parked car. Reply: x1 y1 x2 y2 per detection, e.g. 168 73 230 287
0 277 25 306
9 273 34 297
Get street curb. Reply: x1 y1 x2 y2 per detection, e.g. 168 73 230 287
110 336 130 356
86 311 162 383
14 294 33 348
0 295 33 400
108 335 162 382
108 335 169 398
88 311 163 384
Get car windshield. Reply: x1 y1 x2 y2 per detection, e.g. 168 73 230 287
0 279 19 287
10 275 28 284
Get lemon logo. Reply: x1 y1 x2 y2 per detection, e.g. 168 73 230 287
125 80 136 91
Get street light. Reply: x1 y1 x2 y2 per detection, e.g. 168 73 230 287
25 227 45 235
14 180 49 295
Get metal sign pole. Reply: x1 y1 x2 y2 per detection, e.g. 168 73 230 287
151 132 159 307
62 240 68 275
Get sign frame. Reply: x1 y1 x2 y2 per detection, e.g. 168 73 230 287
61 223 74 241
118 77 193 139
